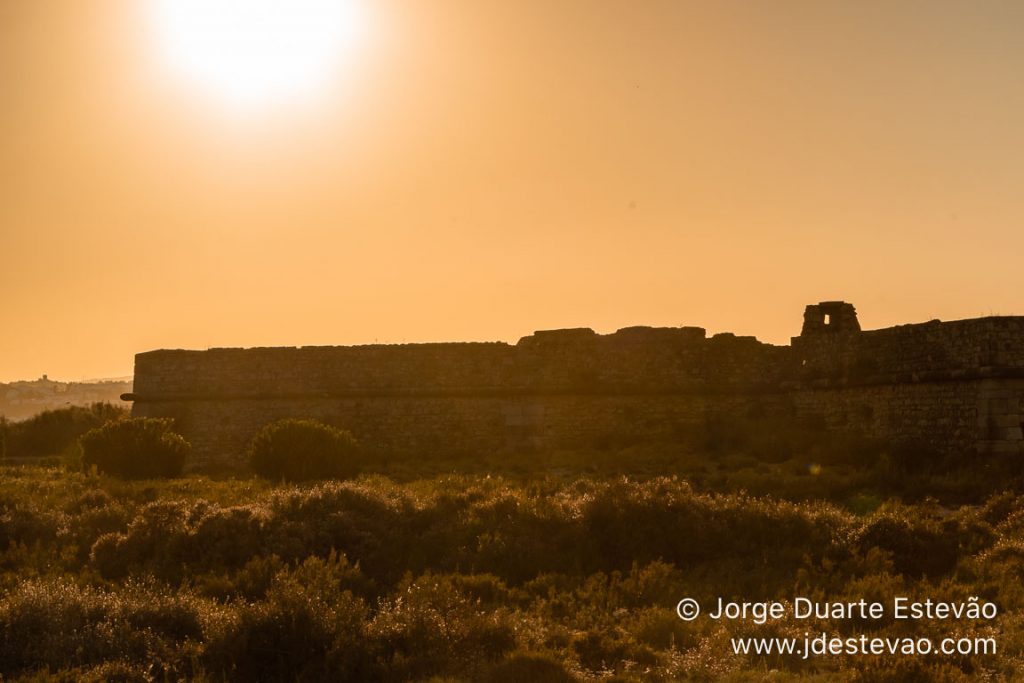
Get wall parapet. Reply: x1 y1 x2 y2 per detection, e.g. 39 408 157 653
127 302 1024 464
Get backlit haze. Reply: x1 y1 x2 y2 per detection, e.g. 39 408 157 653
3 0 1024 382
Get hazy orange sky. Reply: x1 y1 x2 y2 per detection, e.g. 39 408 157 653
3 1 1024 382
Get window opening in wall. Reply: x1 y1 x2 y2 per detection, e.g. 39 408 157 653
823 314 831 325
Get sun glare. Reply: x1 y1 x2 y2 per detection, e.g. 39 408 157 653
149 0 366 111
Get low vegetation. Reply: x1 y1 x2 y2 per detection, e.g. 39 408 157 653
0 403 125 462
79 417 190 479
248 418 361 482
0 408 1021 680
0 467 1022 681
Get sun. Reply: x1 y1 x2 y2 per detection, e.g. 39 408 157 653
149 0 367 111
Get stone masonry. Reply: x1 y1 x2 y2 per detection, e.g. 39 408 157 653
124 302 1024 467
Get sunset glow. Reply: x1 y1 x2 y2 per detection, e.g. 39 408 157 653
149 0 366 110
4 5 1024 677
3 2 1024 382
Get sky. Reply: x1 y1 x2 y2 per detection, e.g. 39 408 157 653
2 0 1024 382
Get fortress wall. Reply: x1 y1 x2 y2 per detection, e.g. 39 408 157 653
129 307 1024 467
795 317 1024 382
790 377 1024 457
791 381 981 455
131 326 795 467
132 343 520 397
975 378 1024 455
139 376 1024 469
136 391 792 469
788 308 1024 456
132 327 790 402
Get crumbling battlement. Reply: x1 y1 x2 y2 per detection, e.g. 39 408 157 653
126 302 1024 466
795 315 1024 385
132 325 789 398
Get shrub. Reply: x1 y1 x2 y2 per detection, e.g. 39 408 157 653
202 561 371 682
369 574 517 680
2 403 126 460
248 419 360 481
856 506 960 578
79 418 189 479
0 501 63 549
0 578 206 678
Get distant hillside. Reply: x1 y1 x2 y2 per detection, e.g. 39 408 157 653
0 376 131 421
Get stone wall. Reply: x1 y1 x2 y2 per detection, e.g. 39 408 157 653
133 325 790 399
794 316 1024 384
127 303 1024 467
791 381 980 454
135 393 792 468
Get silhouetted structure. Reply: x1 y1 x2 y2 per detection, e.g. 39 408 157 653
124 302 1024 467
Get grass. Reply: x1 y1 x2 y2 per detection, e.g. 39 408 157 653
1 411 1024 680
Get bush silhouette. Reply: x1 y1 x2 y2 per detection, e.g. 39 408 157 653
79 418 189 479
248 419 360 481
2 403 126 460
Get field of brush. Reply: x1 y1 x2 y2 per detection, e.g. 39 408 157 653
1 407 1023 681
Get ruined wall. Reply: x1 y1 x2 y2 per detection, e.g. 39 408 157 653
787 305 1024 457
133 326 789 399
794 316 1024 384
130 326 790 467
791 382 979 454
128 303 1024 468
136 393 792 468
789 378 1024 457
